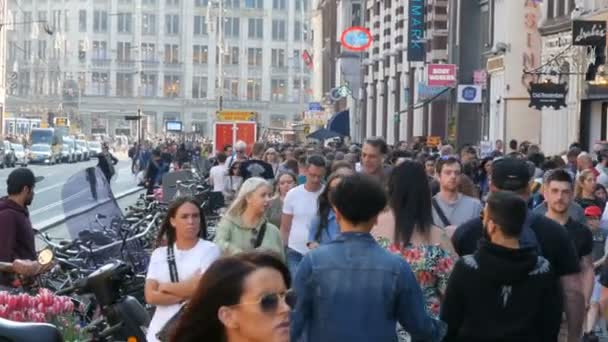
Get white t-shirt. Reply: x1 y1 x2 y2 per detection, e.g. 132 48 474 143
209 164 227 192
283 184 323 254
145 239 221 342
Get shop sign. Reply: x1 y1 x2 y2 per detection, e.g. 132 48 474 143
427 64 456 87
486 56 504 73
216 110 257 122
457 85 482 104
340 26 373 52
418 83 449 100
473 70 488 89
527 81 568 110
407 0 425 62
572 20 607 46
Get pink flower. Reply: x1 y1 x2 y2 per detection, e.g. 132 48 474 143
0 305 8 318
0 292 8 305
35 312 46 323
7 295 19 311
417 271 433 285
9 311 24 322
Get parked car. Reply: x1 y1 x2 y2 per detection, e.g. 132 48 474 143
76 140 90 161
3 141 16 168
89 141 102 157
60 144 75 163
0 146 6 168
11 144 28 167
64 137 82 162
29 144 57 165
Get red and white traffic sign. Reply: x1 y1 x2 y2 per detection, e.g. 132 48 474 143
427 64 457 87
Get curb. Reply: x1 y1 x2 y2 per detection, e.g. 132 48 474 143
35 186 145 232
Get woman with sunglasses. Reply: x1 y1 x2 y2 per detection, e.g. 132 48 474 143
223 161 243 203
170 252 295 342
145 197 221 342
214 177 285 259
267 172 297 228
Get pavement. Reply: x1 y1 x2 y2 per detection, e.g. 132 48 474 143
0 158 142 230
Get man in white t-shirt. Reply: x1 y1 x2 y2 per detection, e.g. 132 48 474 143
208 153 228 192
281 154 326 278
145 239 220 342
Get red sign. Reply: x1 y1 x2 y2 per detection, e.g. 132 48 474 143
473 70 488 89
427 64 457 87
340 26 373 52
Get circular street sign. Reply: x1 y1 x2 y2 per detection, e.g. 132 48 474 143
462 86 478 101
341 26 373 52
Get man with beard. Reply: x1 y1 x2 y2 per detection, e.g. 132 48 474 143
543 169 594 342
0 168 48 287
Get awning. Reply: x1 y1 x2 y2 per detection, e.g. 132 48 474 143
326 109 350 137
307 128 343 141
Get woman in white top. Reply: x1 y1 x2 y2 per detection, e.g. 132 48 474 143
145 197 221 342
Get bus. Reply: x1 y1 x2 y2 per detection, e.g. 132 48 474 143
30 128 63 160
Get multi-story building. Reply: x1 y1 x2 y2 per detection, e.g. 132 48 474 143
0 0 7 134
5 0 312 137
361 0 449 145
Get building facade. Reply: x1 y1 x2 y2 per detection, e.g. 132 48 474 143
5 0 312 137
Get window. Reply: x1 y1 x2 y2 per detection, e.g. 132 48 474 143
557 0 565 17
117 13 132 33
116 73 133 97
142 14 156 34
247 79 261 100
245 0 262 8
272 20 286 40
225 0 240 8
52 10 61 31
78 40 86 60
92 41 107 60
165 14 179 35
23 12 32 33
142 0 156 4
164 75 181 97
194 0 208 6
295 0 309 11
351 3 362 26
117 42 132 61
192 76 208 99
273 0 285 10
78 10 87 32
248 48 262 66
141 73 157 97
93 10 108 32
248 18 263 39
34 72 45 95
164 44 179 64
224 17 240 37
271 79 286 101
294 21 307 41
49 71 60 96
91 72 109 96
166 0 178 5
19 71 30 96
271 48 285 67
142 42 156 61
193 45 208 64
546 0 555 19
218 46 239 65
38 11 47 24
37 40 47 60
8 42 17 60
224 79 239 100
64 10 70 32
194 16 208 35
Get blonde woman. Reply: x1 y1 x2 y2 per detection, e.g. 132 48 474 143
263 147 281 177
214 177 285 259
575 169 605 212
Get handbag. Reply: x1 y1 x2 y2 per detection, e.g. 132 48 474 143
156 244 186 342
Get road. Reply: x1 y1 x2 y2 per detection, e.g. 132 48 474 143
0 158 140 228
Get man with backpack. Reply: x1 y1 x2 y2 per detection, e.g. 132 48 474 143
452 157 584 342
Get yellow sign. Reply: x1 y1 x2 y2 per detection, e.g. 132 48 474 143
54 117 69 126
216 110 256 122
486 56 505 73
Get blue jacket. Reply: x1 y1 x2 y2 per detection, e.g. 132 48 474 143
307 210 340 245
291 232 446 342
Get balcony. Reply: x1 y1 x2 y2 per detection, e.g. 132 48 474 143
91 58 112 67
271 66 289 74
116 60 136 69
163 62 183 71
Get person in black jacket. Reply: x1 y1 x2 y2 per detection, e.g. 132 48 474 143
97 143 119 184
441 191 561 342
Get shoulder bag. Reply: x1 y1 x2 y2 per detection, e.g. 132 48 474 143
156 244 185 342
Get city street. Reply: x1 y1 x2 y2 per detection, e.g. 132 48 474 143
0 158 140 228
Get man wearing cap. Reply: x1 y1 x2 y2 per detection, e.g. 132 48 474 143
452 157 584 342
0 168 47 287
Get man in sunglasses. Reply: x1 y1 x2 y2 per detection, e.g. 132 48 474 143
291 174 445 342
452 157 583 342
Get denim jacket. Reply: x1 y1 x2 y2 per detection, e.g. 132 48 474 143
291 232 446 342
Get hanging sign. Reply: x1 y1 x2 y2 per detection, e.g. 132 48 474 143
457 85 482 103
427 64 457 87
340 26 373 52
572 20 607 46
407 0 425 61
528 81 568 110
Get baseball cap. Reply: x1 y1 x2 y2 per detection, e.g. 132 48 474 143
491 158 531 191
585 205 602 218
7 168 44 189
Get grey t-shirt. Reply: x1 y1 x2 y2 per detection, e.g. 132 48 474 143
431 193 483 228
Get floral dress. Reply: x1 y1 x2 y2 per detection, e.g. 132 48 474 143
378 238 454 341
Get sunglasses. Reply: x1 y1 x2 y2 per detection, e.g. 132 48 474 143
232 289 297 313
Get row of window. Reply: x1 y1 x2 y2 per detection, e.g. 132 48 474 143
14 0 310 9
10 71 306 102
9 39 302 69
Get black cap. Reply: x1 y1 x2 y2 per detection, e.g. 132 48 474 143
491 158 531 191
7 168 43 192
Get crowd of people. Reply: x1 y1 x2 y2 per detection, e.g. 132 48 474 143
5 133 608 342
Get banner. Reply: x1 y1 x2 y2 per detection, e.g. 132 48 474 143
427 64 456 87
407 0 425 62
527 81 568 110
572 20 607 46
